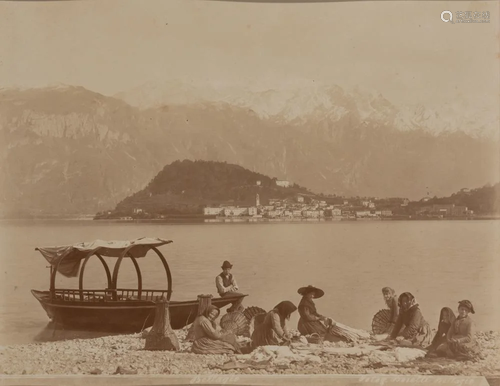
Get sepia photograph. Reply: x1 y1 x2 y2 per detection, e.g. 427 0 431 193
0 0 498 385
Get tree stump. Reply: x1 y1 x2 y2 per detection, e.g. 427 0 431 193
144 299 180 351
185 294 213 342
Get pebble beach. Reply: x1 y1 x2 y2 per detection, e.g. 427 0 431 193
1 328 499 377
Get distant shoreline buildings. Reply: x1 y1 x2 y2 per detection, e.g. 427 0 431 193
202 180 473 221
94 179 477 222
203 193 394 221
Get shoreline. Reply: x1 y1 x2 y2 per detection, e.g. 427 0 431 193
1 329 498 377
2 217 500 223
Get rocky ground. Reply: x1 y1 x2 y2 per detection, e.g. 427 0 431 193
0 328 499 377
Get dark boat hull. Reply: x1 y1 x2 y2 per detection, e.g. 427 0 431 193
31 290 247 332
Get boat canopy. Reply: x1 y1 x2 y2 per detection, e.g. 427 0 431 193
36 237 173 278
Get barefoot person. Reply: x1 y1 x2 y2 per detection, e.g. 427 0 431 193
191 305 241 355
435 300 481 360
388 292 432 347
215 260 244 312
297 285 346 342
251 301 297 349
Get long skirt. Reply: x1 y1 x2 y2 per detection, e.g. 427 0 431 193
192 336 240 355
297 318 346 343
251 323 281 349
427 333 447 352
437 340 481 360
410 323 433 347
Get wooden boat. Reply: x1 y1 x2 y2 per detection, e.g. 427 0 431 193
31 238 247 332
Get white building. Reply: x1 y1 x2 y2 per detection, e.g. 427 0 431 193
204 207 224 216
276 180 291 188
332 208 342 217
304 210 324 218
375 210 393 217
224 207 248 217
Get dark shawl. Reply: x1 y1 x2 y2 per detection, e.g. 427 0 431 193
274 301 297 319
429 307 456 349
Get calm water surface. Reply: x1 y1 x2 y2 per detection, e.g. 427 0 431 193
1 220 499 345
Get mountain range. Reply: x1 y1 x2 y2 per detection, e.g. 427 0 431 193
0 83 498 216
116 81 500 140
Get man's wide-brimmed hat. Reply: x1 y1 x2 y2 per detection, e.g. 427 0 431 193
221 260 233 269
298 285 325 299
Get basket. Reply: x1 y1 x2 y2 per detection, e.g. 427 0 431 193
305 333 324 345
372 309 392 335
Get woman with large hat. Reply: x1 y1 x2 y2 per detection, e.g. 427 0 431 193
297 285 346 342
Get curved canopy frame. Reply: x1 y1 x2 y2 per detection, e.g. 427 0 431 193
40 238 173 301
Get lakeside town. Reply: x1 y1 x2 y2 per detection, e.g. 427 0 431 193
110 179 478 223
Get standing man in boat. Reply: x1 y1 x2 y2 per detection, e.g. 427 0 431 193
215 261 244 313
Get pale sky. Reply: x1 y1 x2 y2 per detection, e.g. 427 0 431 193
0 0 498 110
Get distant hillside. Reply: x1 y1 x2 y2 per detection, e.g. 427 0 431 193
410 183 500 215
1 85 499 216
106 160 313 216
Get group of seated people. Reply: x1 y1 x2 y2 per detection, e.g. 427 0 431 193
380 287 481 360
190 284 335 355
189 261 481 361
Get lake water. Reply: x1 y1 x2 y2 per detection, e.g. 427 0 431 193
0 220 499 345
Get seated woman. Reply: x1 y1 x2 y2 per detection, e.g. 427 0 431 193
382 287 399 335
297 285 345 342
388 292 432 347
435 300 481 361
191 305 241 355
426 307 456 353
251 301 297 349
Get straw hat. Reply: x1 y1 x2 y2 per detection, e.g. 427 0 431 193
298 285 325 299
